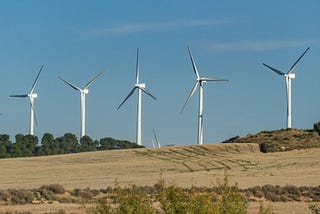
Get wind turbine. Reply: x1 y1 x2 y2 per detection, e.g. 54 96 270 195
263 47 309 129
10 65 44 136
58 71 104 138
117 48 157 146
181 46 228 145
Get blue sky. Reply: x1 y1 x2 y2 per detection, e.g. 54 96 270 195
0 1 319 147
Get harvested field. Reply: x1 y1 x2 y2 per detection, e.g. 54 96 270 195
0 143 320 213
0 143 319 190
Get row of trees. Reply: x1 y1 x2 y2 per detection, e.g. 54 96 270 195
0 133 144 159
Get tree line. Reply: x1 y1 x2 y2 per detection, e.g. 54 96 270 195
0 133 144 159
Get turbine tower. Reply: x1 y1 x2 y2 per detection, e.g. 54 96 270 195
10 65 44 136
117 48 157 146
181 46 228 145
58 71 104 138
263 47 309 129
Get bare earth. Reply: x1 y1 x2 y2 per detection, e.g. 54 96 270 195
0 143 319 213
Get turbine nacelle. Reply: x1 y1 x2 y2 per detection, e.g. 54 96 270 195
29 93 38 99
82 89 89 94
136 83 146 89
285 73 295 79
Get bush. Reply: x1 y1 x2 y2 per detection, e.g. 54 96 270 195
258 203 274 214
310 204 320 214
40 184 65 194
216 176 248 214
7 189 35 205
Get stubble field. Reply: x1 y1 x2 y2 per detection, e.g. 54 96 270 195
0 143 319 213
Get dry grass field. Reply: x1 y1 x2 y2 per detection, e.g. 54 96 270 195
0 143 320 213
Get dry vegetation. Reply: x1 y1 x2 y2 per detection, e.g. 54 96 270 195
224 128 320 152
0 129 320 213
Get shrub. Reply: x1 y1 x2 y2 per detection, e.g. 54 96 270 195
7 189 35 205
40 184 65 194
216 176 248 214
310 204 320 214
258 203 274 214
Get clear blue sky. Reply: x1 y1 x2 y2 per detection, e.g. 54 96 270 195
0 1 319 147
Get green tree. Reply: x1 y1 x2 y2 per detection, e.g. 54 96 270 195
0 134 11 158
56 133 78 154
11 134 38 157
79 135 97 152
99 137 144 150
313 121 320 135
41 133 58 155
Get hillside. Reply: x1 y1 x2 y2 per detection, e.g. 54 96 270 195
0 142 319 191
223 128 320 152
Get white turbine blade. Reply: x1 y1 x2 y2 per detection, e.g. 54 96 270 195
58 76 82 91
288 47 310 73
187 46 200 79
117 87 136 110
262 63 285 75
140 87 157 100
30 65 44 94
10 94 28 98
180 81 199 114
136 48 140 84
153 129 160 148
201 77 228 81
84 71 105 89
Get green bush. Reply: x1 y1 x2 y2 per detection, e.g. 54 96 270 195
216 176 248 214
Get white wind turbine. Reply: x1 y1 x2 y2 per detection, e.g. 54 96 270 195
263 47 309 129
58 72 104 138
181 46 228 145
10 65 44 136
117 48 157 146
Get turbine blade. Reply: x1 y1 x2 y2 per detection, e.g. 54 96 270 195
117 87 136 110
153 128 160 148
10 95 28 98
140 87 157 100
288 47 310 73
187 46 200 79
136 48 140 84
58 76 82 91
262 63 285 75
201 77 228 81
30 65 44 94
180 81 199 114
84 71 104 89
